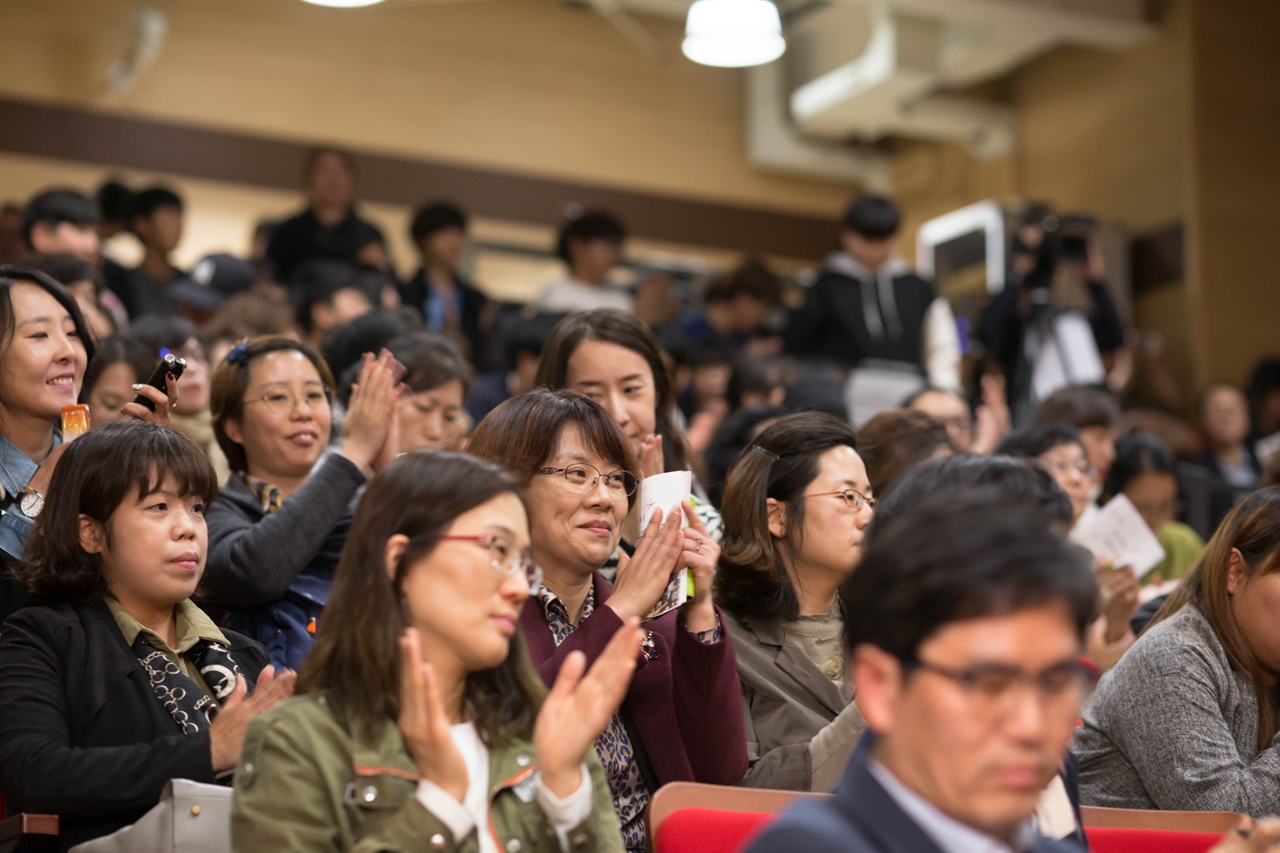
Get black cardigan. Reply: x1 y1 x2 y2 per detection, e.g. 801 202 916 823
0 600 268 850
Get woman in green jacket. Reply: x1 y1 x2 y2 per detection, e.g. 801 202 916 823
232 450 641 853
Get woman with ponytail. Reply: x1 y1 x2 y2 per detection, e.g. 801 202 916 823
1074 486 1280 816
713 412 874 791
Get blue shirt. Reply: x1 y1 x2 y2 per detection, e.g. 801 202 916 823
0 432 61 561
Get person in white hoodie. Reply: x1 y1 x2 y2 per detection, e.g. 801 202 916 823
537 210 634 314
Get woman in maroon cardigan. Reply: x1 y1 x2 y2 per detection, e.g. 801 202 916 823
468 388 747 852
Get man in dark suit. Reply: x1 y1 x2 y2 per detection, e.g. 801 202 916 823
747 494 1096 853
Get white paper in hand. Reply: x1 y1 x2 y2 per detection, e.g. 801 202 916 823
1069 494 1167 579
637 471 691 620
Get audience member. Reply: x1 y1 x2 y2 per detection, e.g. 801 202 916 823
466 309 561 424
1100 432 1204 585
747 495 1097 853
715 413 873 790
538 211 632 313
1031 384 1122 481
907 375 1011 454
121 186 186 318
291 259 378 353
23 252 117 339
676 258 783 352
400 201 490 362
536 309 722 544
726 354 792 412
127 314 229 484
325 308 422 397
22 188 100 264
0 422 294 850
703 404 782 507
385 332 472 453
231 450 635 851
1 266 96 623
856 408 955 498
265 148 386 283
998 423 1140 669
203 338 398 668
783 368 849 421
171 252 257 320
1189 382 1263 526
1073 486 1280 817
0 203 26 264
94 180 135 308
467 389 747 851
1247 358 1280 456
784 194 961 393
78 334 155 427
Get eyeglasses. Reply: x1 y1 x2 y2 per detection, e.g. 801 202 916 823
439 534 543 595
244 386 333 417
801 488 876 512
1040 456 1096 480
537 464 638 498
905 656 1098 718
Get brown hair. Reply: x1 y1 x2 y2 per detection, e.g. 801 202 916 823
18 422 217 604
296 450 546 743
467 388 639 512
209 335 335 474
714 412 859 621
1031 384 1122 430
856 408 954 498
534 309 692 475
1149 486 1280 750
386 332 472 398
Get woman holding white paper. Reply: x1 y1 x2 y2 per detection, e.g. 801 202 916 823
467 388 747 853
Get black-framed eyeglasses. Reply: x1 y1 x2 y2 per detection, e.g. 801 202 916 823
537 464 638 498
801 488 876 512
903 656 1098 717
439 534 542 595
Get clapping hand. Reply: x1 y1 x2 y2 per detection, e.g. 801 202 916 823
397 629 469 802
340 350 402 476
209 665 296 772
607 507 685 624
535 619 644 797
677 499 719 634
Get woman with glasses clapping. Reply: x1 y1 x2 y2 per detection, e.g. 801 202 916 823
232 450 639 852
713 412 875 792
467 389 747 853
203 336 400 669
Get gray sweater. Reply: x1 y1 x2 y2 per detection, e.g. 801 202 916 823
1072 603 1280 817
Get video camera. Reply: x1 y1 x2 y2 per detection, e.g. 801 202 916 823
1014 205 1097 293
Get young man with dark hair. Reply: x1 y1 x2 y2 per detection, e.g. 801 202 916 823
398 200 489 364
785 194 961 397
290 259 378 352
678 258 783 351
537 209 633 312
747 495 1097 853
265 148 387 284
121 186 186 318
22 188 100 263
1031 384 1122 480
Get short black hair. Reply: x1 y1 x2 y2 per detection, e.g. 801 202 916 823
1031 385 1121 431
0 264 97 363
290 260 377 334
410 201 468 245
842 195 900 240
23 253 104 292
555 210 625 264
1100 432 1176 504
95 181 135 224
126 314 200 360
703 259 782 306
325 309 423 402
996 422 1086 460
870 454 1074 539
129 186 184 222
842 493 1096 660
22 188 99 245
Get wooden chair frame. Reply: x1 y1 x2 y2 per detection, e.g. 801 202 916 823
1081 805 1245 834
646 781 829 852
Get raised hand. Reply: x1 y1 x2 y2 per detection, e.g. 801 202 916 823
209 664 297 771
397 629 469 802
535 619 644 797
1097 561 1140 644
340 350 400 475
638 434 665 481
677 499 719 634
606 507 685 623
121 372 180 428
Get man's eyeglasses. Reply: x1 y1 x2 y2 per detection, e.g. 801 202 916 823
904 657 1098 717
537 464 638 498
244 386 333 417
801 488 876 512
1040 457 1096 480
439 534 542 595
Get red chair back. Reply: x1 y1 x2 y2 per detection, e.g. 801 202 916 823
1085 826 1226 853
653 807 774 853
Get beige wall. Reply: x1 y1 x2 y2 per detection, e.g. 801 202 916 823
0 0 852 218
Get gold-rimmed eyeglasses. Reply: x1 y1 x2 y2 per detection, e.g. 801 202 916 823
536 464 638 498
244 386 333 417
801 488 876 512
439 534 543 594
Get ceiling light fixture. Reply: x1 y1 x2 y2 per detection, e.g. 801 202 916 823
301 0 385 8
682 0 785 68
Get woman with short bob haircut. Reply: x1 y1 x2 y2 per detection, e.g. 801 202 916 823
714 412 874 791
468 389 745 852
1074 486 1280 817
534 309 721 547
0 422 292 851
232 450 638 853
204 335 399 668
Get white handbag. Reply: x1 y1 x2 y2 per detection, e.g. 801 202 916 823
69 779 232 853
